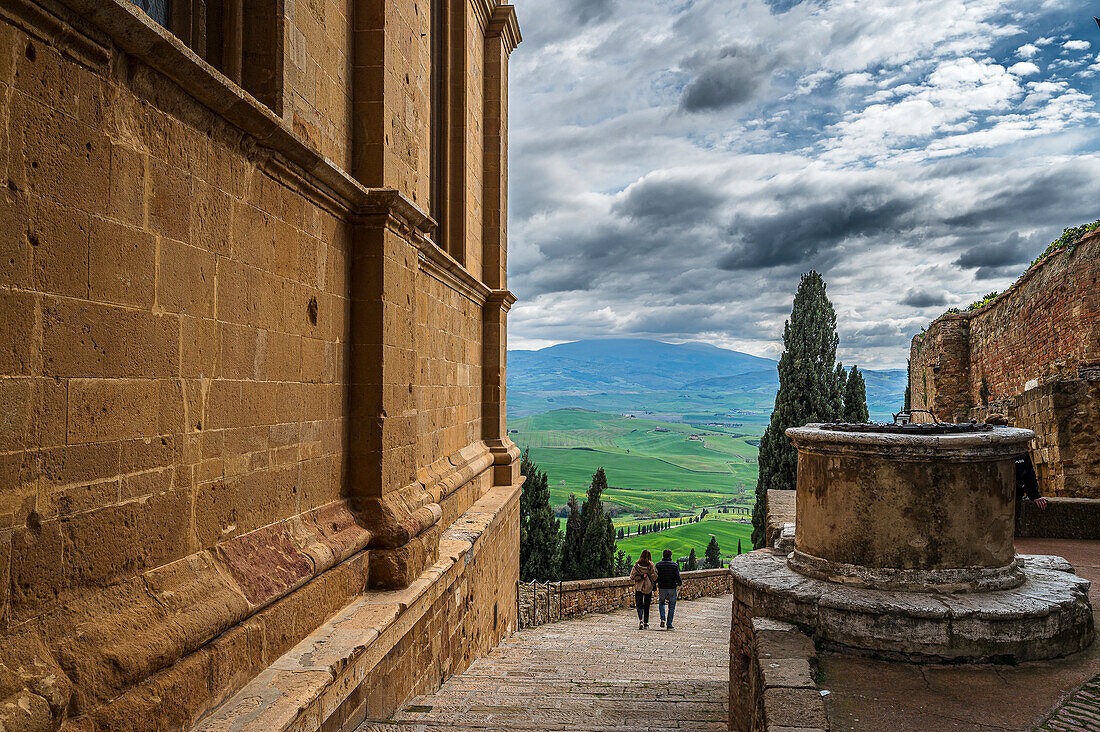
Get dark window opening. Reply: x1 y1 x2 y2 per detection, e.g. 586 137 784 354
430 0 448 255
127 0 282 112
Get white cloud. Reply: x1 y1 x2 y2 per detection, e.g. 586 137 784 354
506 0 1100 368
1063 40 1091 51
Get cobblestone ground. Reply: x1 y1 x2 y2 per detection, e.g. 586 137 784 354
358 595 731 731
1037 674 1100 731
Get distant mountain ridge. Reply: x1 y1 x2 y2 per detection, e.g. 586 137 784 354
507 338 907 413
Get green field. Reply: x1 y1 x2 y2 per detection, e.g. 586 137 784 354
616 517 753 564
513 409 760 514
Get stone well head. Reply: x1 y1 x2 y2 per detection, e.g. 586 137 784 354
785 423 1034 593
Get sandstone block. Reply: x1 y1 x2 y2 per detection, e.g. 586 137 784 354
42 297 179 378
67 378 159 444
89 218 155 308
157 238 215 316
30 200 90 299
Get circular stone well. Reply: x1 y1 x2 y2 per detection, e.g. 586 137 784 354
729 422 1095 663
786 424 1032 593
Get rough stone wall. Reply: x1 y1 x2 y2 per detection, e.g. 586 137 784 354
911 233 1100 498
517 568 736 628
0 0 522 728
729 606 828 732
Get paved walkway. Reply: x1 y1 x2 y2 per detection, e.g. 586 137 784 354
358 595 731 731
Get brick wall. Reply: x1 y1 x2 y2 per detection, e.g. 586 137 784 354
518 568 736 628
911 233 1100 498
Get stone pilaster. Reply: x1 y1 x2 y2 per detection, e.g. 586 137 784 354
483 290 520 486
482 5 520 290
349 190 443 589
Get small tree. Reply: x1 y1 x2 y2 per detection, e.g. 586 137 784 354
705 536 721 569
753 271 842 548
579 468 616 579
614 549 627 576
520 450 561 581
686 549 698 571
560 495 583 580
737 539 743 555
842 366 870 423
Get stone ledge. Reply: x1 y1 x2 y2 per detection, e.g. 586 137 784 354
194 480 521 732
748 617 829 732
730 549 1094 663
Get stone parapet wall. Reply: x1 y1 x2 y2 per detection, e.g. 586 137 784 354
1016 497 1100 540
910 233 1100 499
730 598 828 732
518 568 735 629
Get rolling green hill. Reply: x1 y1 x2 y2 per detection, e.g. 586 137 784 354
513 409 759 513
616 517 753 564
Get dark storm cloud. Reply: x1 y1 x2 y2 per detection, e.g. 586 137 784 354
612 178 725 226
843 322 909 348
899 289 950 308
954 232 1035 269
943 165 1094 229
718 187 921 270
679 44 783 113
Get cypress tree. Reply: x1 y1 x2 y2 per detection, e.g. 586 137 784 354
705 536 721 569
520 450 561 581
579 468 616 579
842 366 870 423
686 549 698 571
560 495 583 580
737 538 743 555
752 271 842 548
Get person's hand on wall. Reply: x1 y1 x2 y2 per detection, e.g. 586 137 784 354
1034 497 1048 510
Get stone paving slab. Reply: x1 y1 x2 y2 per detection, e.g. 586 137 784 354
359 595 732 731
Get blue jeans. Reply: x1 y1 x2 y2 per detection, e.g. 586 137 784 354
658 588 678 626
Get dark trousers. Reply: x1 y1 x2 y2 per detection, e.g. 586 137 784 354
635 592 652 623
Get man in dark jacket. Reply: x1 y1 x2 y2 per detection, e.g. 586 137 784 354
988 414 1048 510
655 549 682 630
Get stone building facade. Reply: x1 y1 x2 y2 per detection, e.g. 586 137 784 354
910 231 1099 498
0 0 521 728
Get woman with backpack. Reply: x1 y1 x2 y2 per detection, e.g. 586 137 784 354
630 550 659 629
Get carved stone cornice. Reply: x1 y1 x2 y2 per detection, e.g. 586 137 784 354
417 241 492 305
358 189 437 239
486 4 521 54
485 289 517 313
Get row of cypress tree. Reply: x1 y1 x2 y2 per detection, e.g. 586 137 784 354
750 271 869 548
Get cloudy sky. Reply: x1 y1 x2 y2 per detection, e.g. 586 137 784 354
504 0 1100 368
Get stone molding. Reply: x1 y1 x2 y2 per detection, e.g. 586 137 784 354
3 500 372 731
730 548 1094 663
486 288 518 312
787 424 1033 460
417 239 492 306
787 549 1025 593
486 4 522 54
